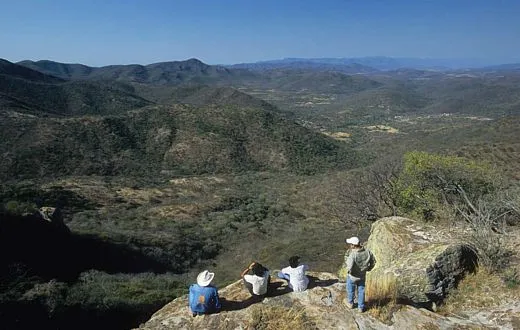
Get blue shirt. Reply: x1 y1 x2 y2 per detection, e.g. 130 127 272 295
188 284 221 314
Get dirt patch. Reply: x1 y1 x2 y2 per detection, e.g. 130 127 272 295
322 131 351 141
365 125 399 133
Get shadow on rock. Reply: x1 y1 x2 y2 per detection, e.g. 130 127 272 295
308 275 338 289
220 296 264 312
267 281 291 297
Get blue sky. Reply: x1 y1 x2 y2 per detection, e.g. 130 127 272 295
1 0 519 66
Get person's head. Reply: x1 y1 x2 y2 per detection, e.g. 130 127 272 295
346 236 361 248
251 262 266 276
196 270 215 287
289 256 300 268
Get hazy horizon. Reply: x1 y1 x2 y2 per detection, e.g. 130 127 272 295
2 0 520 66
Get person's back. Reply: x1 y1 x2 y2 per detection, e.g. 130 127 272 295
345 237 376 313
242 262 270 297
347 248 375 280
189 284 220 314
189 270 221 316
280 256 309 292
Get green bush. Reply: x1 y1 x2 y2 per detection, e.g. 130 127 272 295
21 280 68 314
66 270 184 311
4 200 37 215
393 151 499 220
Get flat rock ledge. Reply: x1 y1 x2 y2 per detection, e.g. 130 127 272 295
136 272 520 330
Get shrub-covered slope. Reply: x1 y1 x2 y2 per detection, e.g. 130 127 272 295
0 103 361 180
1 59 152 116
0 58 64 83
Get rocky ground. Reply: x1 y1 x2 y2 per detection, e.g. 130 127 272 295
137 217 520 329
136 272 520 330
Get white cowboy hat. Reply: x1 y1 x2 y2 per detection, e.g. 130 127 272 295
346 237 360 245
197 270 215 287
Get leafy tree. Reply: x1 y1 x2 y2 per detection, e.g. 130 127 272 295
392 151 500 220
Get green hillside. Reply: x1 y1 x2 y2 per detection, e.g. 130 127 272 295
252 69 382 93
418 77 520 115
1 58 64 83
134 84 289 116
0 103 361 180
1 60 152 116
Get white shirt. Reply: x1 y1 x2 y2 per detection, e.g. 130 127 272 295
244 271 270 295
281 265 309 292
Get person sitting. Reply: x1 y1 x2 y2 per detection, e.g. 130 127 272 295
188 270 221 316
277 256 309 292
240 261 270 298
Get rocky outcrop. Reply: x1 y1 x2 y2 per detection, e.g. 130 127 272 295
36 206 70 233
361 216 478 307
137 271 520 329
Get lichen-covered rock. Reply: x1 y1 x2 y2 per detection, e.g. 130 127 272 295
136 271 520 330
37 206 70 233
362 216 477 306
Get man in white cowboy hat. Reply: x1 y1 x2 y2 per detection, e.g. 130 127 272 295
189 270 221 316
345 236 376 313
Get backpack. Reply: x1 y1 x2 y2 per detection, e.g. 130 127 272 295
358 250 376 272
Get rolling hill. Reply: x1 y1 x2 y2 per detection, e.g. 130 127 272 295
0 58 64 83
0 102 361 181
255 70 383 94
1 59 153 116
18 58 258 85
417 76 520 115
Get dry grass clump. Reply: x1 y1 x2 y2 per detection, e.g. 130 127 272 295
438 267 520 317
366 272 397 304
248 305 317 330
365 273 401 323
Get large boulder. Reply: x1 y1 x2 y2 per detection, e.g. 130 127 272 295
363 216 477 307
136 271 519 329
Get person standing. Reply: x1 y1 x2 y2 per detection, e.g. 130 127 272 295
345 237 376 312
277 256 309 292
189 270 221 316
240 261 270 298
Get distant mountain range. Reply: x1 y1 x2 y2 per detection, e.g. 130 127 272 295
228 56 518 72
3 56 520 120
17 58 257 85
15 57 520 79
11 58 387 94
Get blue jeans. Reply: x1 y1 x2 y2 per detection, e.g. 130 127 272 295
277 271 290 281
346 276 365 310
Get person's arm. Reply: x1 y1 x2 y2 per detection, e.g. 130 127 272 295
240 262 256 277
188 284 198 311
346 253 354 274
369 251 376 270
213 288 221 311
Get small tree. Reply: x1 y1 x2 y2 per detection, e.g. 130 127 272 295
392 151 500 221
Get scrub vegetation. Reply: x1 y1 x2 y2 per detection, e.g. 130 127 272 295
1 57 519 329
